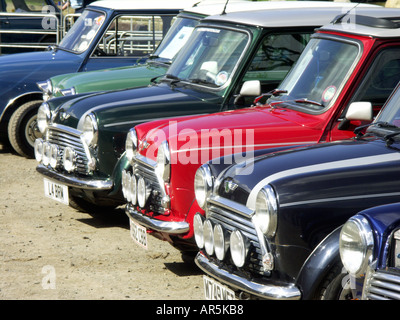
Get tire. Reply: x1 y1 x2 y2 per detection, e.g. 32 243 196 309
7 100 43 158
320 266 355 300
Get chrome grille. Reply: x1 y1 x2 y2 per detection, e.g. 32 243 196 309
48 127 88 174
364 269 400 300
133 158 163 214
207 201 264 275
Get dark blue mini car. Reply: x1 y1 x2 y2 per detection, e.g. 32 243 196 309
339 203 400 300
0 0 189 157
193 75 400 299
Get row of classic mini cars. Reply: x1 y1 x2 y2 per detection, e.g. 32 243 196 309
27 0 400 300
1 0 201 158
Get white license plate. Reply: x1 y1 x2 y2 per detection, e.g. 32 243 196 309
130 219 148 249
43 178 69 205
203 275 236 300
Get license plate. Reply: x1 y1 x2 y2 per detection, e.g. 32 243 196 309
43 178 69 205
203 275 236 300
130 219 148 249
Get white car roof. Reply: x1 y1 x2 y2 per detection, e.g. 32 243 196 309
185 0 378 16
88 0 201 11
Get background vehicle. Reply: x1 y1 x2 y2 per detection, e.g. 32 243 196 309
0 0 192 158
338 202 400 300
124 7 400 255
33 3 358 217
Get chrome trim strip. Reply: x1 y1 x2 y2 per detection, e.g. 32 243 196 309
208 196 253 218
49 123 82 136
195 252 301 300
125 203 189 234
36 164 112 190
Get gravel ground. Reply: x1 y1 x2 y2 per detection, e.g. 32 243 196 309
0 144 204 300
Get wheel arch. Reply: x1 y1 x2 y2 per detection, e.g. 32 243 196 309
295 226 343 300
0 91 43 132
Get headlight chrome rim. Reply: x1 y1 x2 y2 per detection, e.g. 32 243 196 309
339 215 374 276
155 141 171 183
37 102 51 134
253 185 278 238
125 129 138 164
194 164 213 209
81 113 98 147
49 144 59 169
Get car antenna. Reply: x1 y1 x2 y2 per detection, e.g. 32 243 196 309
221 0 229 15
331 3 360 24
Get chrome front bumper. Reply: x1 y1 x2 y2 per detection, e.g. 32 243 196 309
195 252 301 300
36 164 113 190
125 203 189 234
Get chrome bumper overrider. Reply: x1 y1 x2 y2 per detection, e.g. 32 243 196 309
36 164 113 190
125 203 189 234
195 252 301 300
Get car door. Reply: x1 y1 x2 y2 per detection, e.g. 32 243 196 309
81 14 176 71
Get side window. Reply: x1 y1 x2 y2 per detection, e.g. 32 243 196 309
350 48 400 116
5 0 47 12
243 32 311 92
93 15 175 58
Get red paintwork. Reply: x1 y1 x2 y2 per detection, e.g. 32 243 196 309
133 30 400 241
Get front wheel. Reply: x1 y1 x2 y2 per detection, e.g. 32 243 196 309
321 270 356 300
8 100 43 158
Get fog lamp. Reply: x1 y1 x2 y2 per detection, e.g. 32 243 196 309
214 224 228 261
203 219 214 256
42 141 52 166
193 213 205 249
34 138 44 162
137 176 149 208
49 144 59 169
63 147 76 172
230 230 248 268
129 174 137 205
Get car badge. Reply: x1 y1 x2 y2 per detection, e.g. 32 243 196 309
139 140 150 152
59 111 70 121
224 180 238 193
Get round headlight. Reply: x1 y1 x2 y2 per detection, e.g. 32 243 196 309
253 185 278 237
81 113 98 147
155 141 170 182
34 138 44 162
37 102 51 134
194 165 213 209
49 144 59 169
63 147 76 172
125 129 137 164
193 213 205 249
203 219 214 256
214 224 228 261
230 229 248 268
339 215 374 276
137 176 149 208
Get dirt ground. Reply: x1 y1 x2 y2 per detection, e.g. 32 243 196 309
0 144 204 300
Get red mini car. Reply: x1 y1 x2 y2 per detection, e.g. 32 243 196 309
123 9 400 255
